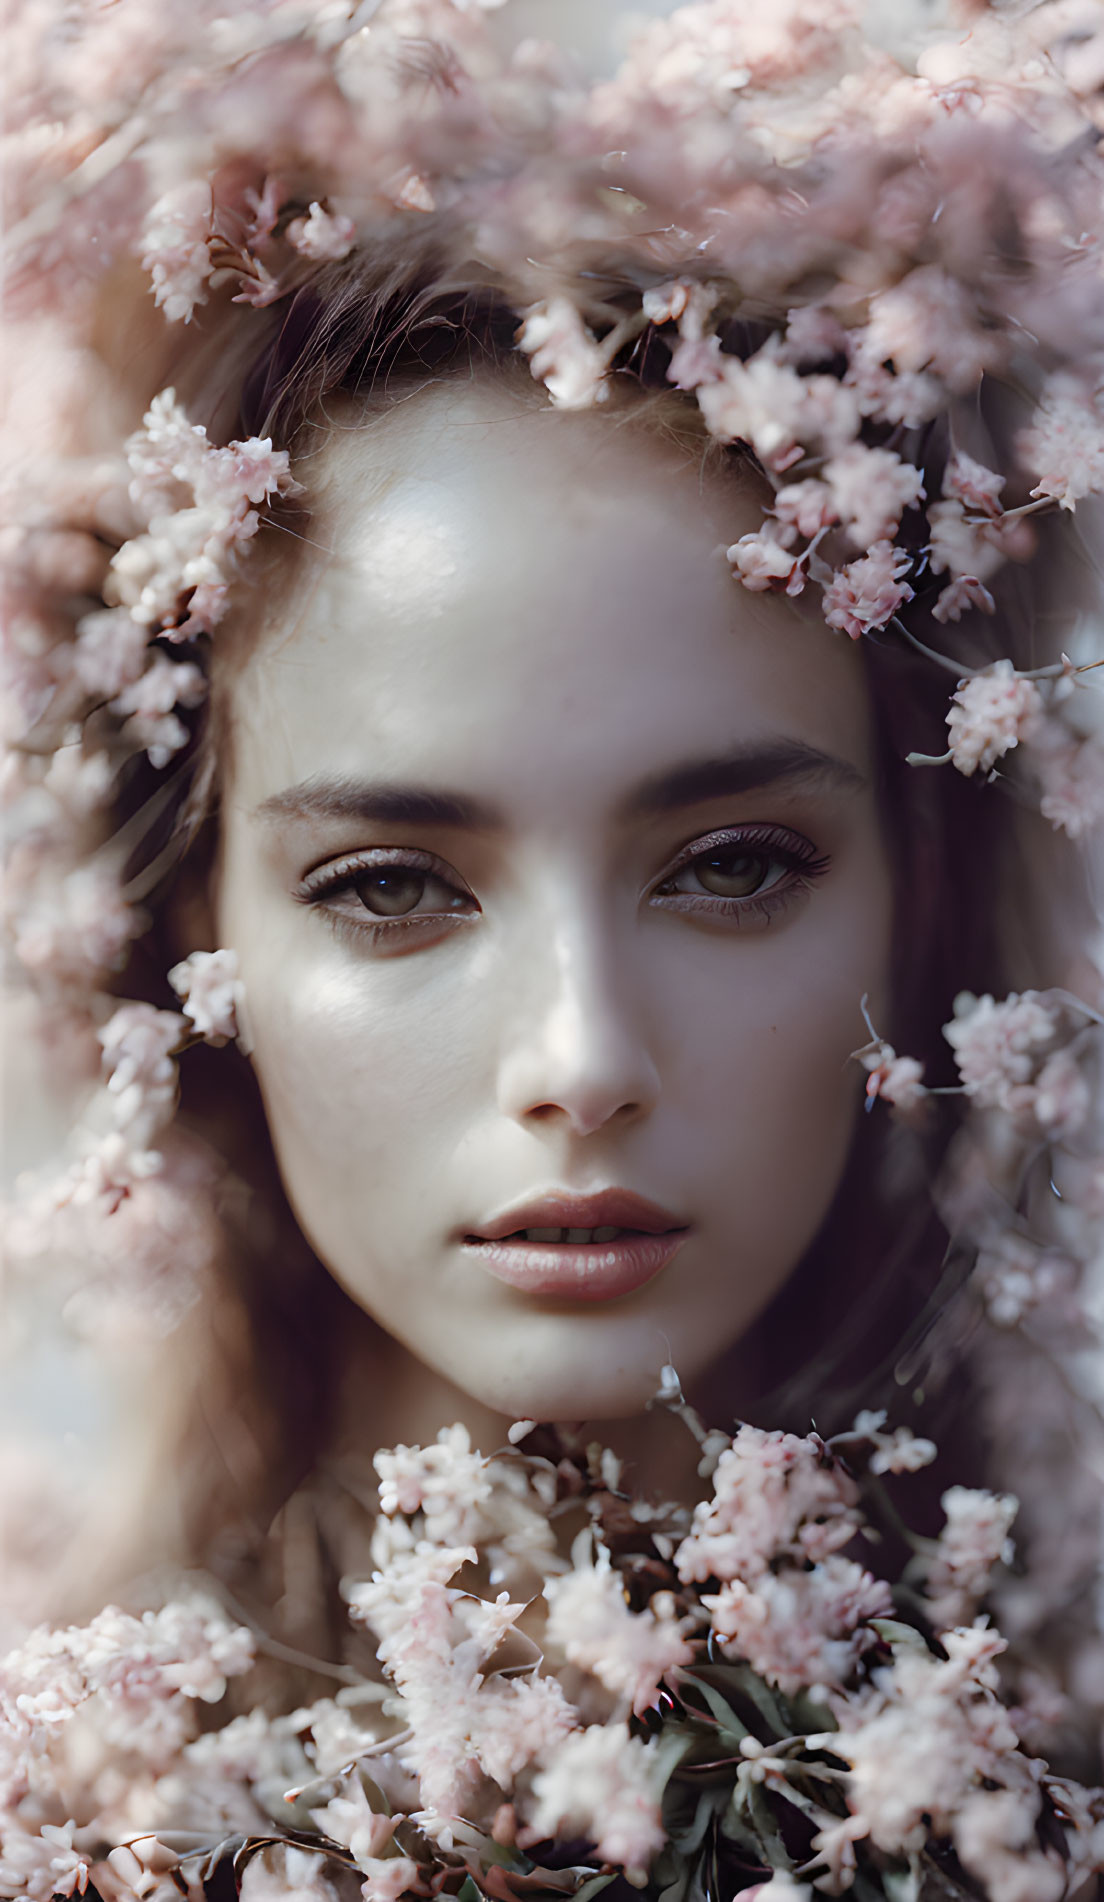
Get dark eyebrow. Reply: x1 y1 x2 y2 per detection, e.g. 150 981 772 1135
617 741 867 818
254 740 867 830
254 775 499 829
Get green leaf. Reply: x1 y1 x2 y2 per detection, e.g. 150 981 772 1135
457 1876 484 1902
788 1690 836 1734
882 1869 921 1902
869 1619 931 1655
671 1790 721 1860
724 1664 791 1736
679 1673 750 1743
717 1798 764 1858
571 1875 616 1902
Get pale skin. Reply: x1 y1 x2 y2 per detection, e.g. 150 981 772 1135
214 379 893 1479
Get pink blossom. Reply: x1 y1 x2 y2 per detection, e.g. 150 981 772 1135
781 305 848 365
98 1841 188 1902
726 522 805 595
641 280 702 325
808 1816 865 1892
845 335 943 428
12 863 141 984
1034 728 1104 837
945 662 1043 776
922 1486 1018 1629
704 1557 890 1696
695 345 860 470
817 1629 1021 1857
516 300 610 411
310 1781 398 1869
927 499 1005 583
238 1846 344 1902
7 1130 221 1340
168 947 242 1044
72 608 150 699
527 1723 666 1878
106 391 296 637
390 172 436 214
865 267 1000 391
954 1790 1066 1902
109 652 206 768
943 448 1006 516
1019 372 1104 509
975 1234 1078 1328
0 1596 254 1794
471 1673 577 1789
932 575 996 623
347 1543 573 1815
98 1001 185 1144
544 1551 694 1714
1032 1046 1091 1137
243 176 286 247
373 1424 492 1545
666 333 725 392
675 1424 861 1585
139 181 214 325
357 1857 425 1902
0 1821 91 1902
45 1130 163 1218
852 1410 937 1475
943 989 1059 1112
859 1042 926 1111
822 443 925 548
820 540 914 639
772 478 834 538
595 0 863 110
286 201 356 262
42 746 116 815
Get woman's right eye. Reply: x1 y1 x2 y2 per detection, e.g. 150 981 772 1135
296 851 478 938
349 866 467 917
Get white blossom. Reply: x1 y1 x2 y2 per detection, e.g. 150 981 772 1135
168 947 243 1044
1020 372 1104 509
527 1723 666 1878
544 1546 694 1714
516 300 610 410
287 201 356 261
943 989 1059 1114
922 1487 1018 1629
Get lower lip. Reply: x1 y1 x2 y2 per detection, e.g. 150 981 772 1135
461 1230 689 1302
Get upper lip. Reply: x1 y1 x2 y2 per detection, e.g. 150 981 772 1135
465 1189 688 1241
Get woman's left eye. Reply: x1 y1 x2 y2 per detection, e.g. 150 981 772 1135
651 827 829 915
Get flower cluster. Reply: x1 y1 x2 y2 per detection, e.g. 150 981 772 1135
3 1400 1102 1901
4 6 1104 1896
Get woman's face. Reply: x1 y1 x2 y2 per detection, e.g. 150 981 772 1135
215 380 893 1420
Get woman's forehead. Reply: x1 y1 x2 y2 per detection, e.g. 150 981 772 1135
225 383 878 809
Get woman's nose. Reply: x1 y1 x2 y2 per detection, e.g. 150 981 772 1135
495 919 661 1137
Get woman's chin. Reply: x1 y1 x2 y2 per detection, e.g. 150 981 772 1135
438 1351 682 1427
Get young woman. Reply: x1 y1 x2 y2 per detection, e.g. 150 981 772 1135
6 2 1104 1894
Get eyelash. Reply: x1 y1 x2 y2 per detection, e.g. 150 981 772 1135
295 825 830 946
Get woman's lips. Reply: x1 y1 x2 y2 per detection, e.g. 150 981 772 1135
461 1190 689 1302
